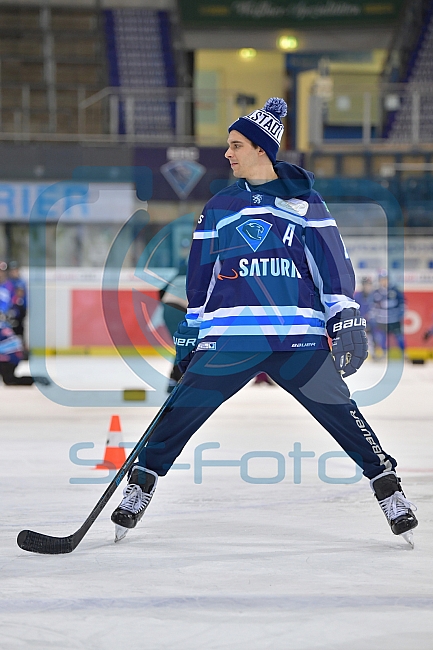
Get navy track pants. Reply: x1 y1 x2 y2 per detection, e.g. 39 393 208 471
138 349 396 480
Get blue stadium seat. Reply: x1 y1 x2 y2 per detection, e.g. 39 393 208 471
104 8 176 136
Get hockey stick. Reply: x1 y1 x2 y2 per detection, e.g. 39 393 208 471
17 381 182 554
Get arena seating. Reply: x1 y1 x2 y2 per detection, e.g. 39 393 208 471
0 5 106 134
388 4 433 142
104 8 176 136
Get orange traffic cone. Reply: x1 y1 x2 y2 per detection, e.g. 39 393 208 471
95 415 126 470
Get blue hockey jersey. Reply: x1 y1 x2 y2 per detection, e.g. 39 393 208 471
185 161 359 352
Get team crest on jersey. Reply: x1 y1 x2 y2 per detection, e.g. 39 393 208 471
236 219 272 252
252 193 262 204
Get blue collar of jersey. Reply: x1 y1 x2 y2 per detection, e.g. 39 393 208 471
239 161 314 200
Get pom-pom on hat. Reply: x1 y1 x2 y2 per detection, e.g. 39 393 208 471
228 97 287 164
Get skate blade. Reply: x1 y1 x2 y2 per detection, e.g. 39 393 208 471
114 524 129 543
401 530 414 548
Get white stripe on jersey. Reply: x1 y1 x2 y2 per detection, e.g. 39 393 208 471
198 324 326 338
200 305 325 320
197 305 326 339
193 230 218 239
216 205 336 232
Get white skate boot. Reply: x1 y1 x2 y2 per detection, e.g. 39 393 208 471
111 466 158 542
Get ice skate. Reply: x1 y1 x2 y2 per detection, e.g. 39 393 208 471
400 530 415 549
371 471 418 547
111 466 158 542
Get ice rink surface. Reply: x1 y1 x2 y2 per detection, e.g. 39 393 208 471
1 355 432 650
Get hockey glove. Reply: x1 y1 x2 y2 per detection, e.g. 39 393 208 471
173 319 199 374
326 308 368 378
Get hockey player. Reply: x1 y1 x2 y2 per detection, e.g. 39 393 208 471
159 271 187 393
0 302 50 386
354 276 375 355
112 98 418 546
7 261 28 355
0 262 50 387
369 270 405 358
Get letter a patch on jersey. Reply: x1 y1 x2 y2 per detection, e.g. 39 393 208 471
236 219 272 252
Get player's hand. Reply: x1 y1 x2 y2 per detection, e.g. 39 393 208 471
173 319 199 374
326 308 368 377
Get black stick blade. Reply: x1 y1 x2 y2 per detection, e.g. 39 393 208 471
17 530 75 554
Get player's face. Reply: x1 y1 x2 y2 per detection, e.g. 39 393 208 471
225 131 261 178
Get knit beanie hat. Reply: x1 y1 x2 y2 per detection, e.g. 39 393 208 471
228 97 287 164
